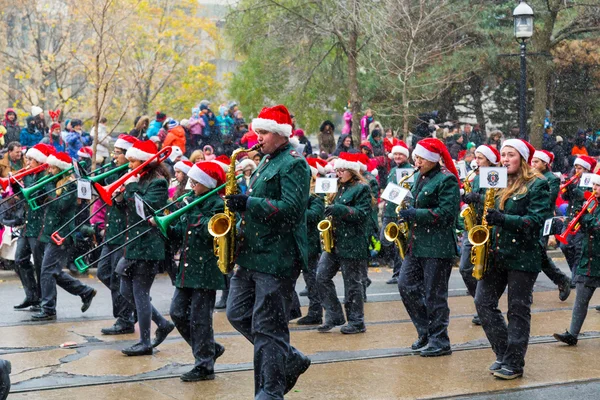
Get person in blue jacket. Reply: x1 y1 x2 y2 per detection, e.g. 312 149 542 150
20 116 44 148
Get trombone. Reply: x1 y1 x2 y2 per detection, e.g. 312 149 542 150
0 163 49 191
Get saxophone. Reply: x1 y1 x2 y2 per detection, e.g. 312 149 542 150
318 194 334 253
468 187 496 280
384 168 418 260
460 168 479 233
208 144 262 274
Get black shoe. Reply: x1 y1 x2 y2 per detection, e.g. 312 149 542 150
180 366 215 382
214 343 225 361
299 288 309 297
317 320 345 333
494 367 523 380
386 277 398 285
489 360 503 374
214 298 227 310
31 311 56 321
152 321 175 348
284 353 311 394
81 289 97 313
411 336 428 351
553 330 578 346
0 359 11 398
420 345 452 357
29 304 41 312
596 305 600 312
471 315 482 326
122 343 153 356
101 323 135 335
296 315 323 326
289 309 302 321
14 299 37 310
558 279 572 302
340 324 366 334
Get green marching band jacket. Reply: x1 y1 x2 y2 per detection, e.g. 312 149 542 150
120 178 169 260
236 143 311 277
306 194 325 261
488 177 550 273
577 198 600 278
408 165 460 259
104 166 128 246
39 177 78 244
169 192 225 290
21 171 46 239
384 161 412 219
329 180 372 260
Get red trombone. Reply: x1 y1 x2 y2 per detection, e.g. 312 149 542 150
556 191 598 245
0 163 49 191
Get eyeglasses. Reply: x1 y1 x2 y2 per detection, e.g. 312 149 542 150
113 150 124 156
189 180 197 188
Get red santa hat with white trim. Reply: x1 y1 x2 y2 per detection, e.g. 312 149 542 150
574 155 597 172
533 150 554 165
126 140 158 161
174 160 193 174
77 146 93 159
114 134 138 150
590 171 600 186
47 152 72 170
388 141 409 159
26 143 56 164
251 105 293 138
187 161 226 189
412 138 459 180
306 158 325 177
212 155 231 172
501 139 536 164
333 152 361 174
475 145 501 165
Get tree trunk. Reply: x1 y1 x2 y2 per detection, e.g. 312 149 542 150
469 74 487 133
348 23 361 145
402 81 409 135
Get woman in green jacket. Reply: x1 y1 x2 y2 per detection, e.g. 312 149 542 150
316 153 372 334
554 177 600 346
115 140 174 356
475 139 550 380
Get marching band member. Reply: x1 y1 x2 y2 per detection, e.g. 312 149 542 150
461 144 500 325
296 158 325 326
159 162 227 381
560 155 596 282
13 144 54 311
382 143 411 285
474 139 549 380
115 140 174 356
32 152 97 321
171 160 193 201
98 134 137 335
554 174 600 346
531 150 571 300
224 105 311 398
316 152 372 334
397 138 460 357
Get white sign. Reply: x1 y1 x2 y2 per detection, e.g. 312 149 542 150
479 167 508 189
543 218 554 236
315 178 338 194
134 194 146 219
553 172 562 179
295 143 306 155
77 179 92 200
396 168 415 184
185 178 193 190
455 160 468 180
381 183 411 206
580 173 594 188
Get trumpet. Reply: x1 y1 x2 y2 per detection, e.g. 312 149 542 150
384 167 419 259
560 172 581 195
556 193 597 244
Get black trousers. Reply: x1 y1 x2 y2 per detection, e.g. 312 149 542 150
97 245 134 327
398 253 453 348
14 237 45 302
474 266 538 372
226 266 307 400
302 254 322 318
170 287 223 371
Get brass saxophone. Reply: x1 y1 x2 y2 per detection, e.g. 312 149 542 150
318 194 334 253
384 168 418 260
469 187 496 280
208 144 262 274
460 168 479 233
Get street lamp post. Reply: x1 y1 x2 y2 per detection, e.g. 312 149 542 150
513 1 534 141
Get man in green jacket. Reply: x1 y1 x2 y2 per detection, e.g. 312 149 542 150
225 105 311 399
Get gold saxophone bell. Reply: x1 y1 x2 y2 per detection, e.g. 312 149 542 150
208 213 233 274
318 218 334 253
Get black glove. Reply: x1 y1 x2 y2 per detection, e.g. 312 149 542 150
463 192 481 205
324 204 345 218
398 206 416 221
486 209 505 226
225 194 249 212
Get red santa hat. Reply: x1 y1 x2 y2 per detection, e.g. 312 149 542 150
475 145 501 165
314 158 332 174
306 158 325 177
501 139 536 164
126 140 158 161
187 161 226 189
251 105 293 138
114 134 138 150
174 160 193 174
574 155 597 172
212 155 231 172
533 150 554 165
26 143 56 163
590 171 600 186
412 138 459 180
333 152 361 173
47 152 72 170
77 146 93 159
388 142 409 159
